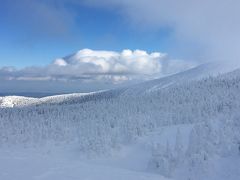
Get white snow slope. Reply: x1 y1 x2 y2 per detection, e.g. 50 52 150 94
0 64 240 180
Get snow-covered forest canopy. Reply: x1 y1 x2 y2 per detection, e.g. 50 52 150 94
0 65 240 180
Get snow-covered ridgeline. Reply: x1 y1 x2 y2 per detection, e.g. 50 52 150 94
0 62 231 108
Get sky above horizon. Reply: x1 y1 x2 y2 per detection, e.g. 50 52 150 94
0 0 240 93
0 0 177 68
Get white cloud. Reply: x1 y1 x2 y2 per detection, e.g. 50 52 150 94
54 59 68 66
0 49 194 83
59 49 166 75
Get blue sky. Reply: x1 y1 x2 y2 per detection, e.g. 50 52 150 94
0 0 174 68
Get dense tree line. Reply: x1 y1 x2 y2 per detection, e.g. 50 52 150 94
0 72 240 161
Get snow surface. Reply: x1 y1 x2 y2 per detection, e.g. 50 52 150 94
1 124 239 180
0 124 192 180
0 130 170 180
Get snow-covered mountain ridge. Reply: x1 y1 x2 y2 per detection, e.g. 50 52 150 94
0 62 232 108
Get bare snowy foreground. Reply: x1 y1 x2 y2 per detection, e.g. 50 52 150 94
1 64 240 180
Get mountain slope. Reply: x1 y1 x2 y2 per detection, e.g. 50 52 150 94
120 62 234 96
1 64 240 180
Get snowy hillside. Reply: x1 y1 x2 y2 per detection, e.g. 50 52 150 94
0 96 37 108
0 89 123 108
0 64 240 180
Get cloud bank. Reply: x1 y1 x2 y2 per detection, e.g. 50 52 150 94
0 49 194 83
